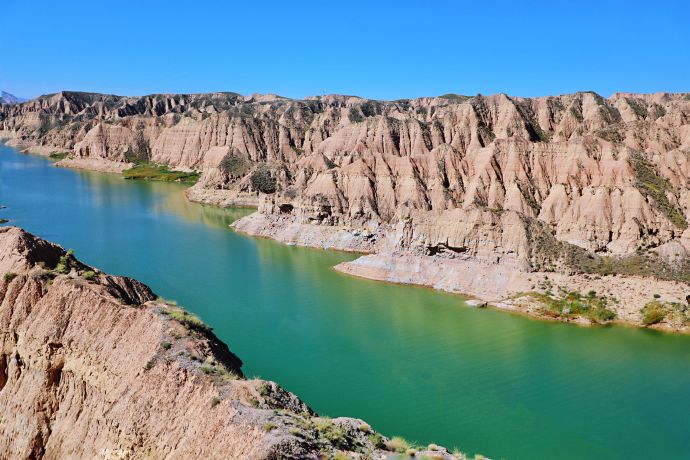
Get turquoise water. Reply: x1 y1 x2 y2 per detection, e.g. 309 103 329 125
1 144 689 459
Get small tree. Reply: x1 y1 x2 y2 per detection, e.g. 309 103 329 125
220 153 250 178
250 166 277 194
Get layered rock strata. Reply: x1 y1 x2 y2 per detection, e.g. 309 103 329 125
3 90 690 329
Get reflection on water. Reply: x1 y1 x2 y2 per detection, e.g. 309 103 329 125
2 145 690 460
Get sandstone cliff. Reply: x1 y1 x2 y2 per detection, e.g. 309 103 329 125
0 226 462 459
3 90 690 328
2 90 690 257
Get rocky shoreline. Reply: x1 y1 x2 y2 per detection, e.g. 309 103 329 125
231 212 690 334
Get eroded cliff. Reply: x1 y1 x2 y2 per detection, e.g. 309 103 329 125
2 90 690 329
0 226 463 459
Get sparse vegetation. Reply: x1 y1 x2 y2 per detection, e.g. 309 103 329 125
3 272 17 283
56 249 75 274
386 436 413 454
210 397 221 408
161 306 212 333
49 152 69 160
144 360 155 371
629 151 687 229
521 286 617 323
626 98 648 118
641 301 667 325
220 153 251 178
38 113 53 134
594 126 624 143
250 166 277 194
161 341 172 350
367 433 385 449
82 270 96 280
123 163 200 183
348 107 364 123
263 423 277 432
438 94 470 102
314 418 347 448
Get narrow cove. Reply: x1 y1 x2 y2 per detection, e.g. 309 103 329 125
1 144 689 460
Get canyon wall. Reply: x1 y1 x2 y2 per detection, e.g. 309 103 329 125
2 90 690 312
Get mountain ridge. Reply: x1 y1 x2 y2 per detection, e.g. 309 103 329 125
0 91 26 104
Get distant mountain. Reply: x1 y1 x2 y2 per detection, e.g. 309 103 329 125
0 91 27 104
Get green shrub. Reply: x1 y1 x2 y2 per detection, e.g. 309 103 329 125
161 341 172 350
641 301 667 325
3 272 17 283
250 166 277 194
55 249 75 274
263 423 277 432
220 154 250 178
82 270 96 280
210 397 221 408
49 152 68 160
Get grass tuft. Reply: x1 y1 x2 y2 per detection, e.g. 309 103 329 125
161 306 212 333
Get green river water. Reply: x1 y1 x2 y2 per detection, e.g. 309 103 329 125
1 144 689 459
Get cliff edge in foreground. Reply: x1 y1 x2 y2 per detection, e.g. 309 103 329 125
0 226 464 459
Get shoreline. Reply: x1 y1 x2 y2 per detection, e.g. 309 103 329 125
232 213 690 335
5 142 689 335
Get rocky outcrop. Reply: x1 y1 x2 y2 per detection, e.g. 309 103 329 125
0 226 464 459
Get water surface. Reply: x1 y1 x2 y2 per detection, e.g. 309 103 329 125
1 145 689 459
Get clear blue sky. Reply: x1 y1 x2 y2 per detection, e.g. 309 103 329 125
2 0 688 100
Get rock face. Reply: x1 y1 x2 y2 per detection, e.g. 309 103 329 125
0 226 460 459
3 90 690 321
2 90 690 256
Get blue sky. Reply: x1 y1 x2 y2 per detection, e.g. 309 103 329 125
2 0 688 100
